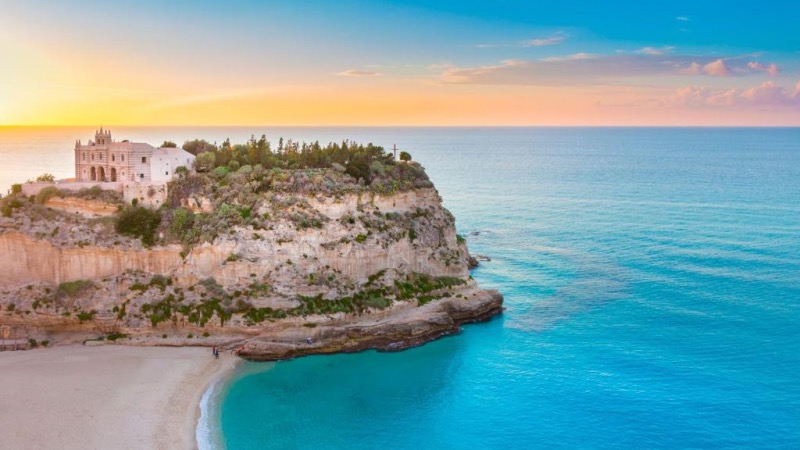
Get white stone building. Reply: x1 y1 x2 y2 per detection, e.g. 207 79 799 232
74 129 195 183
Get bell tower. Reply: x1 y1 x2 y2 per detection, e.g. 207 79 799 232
95 127 112 146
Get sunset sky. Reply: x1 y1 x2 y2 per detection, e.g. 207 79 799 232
1 0 798 126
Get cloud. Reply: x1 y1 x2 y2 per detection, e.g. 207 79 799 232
637 46 674 56
702 59 730 76
676 16 690 21
681 62 702 75
438 52 789 86
477 33 567 49
522 34 566 47
335 70 380 77
541 53 596 62
440 54 676 85
747 61 780 76
664 81 800 108
439 53 758 86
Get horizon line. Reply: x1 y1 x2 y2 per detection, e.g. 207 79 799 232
2 124 799 129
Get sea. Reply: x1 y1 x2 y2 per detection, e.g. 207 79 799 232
1 127 799 449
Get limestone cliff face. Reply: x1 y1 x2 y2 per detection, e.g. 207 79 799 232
0 188 464 288
0 186 501 358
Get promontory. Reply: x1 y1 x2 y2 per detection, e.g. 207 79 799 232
0 131 502 360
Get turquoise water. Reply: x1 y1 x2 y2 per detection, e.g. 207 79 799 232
1 127 798 448
216 128 800 449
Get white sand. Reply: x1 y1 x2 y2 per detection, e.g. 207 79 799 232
0 345 236 450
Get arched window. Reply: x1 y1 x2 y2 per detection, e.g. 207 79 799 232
112 154 116 162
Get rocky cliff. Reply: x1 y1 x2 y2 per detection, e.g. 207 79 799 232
0 171 502 359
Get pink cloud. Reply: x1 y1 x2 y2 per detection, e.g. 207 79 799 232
637 46 674 55
682 62 702 75
703 59 730 76
747 61 780 76
665 81 799 108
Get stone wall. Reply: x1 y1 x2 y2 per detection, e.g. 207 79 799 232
21 182 123 197
122 182 168 208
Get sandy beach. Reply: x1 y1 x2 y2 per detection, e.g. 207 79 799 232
0 345 235 450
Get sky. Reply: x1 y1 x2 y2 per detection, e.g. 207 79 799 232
0 0 798 126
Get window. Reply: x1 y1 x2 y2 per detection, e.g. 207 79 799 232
142 157 146 163
165 171 169 175
121 155 125 162
98 153 102 160
91 153 94 161
83 153 87 161
139 173 144 179
112 154 115 162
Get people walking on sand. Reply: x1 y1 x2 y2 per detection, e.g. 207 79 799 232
212 345 217 357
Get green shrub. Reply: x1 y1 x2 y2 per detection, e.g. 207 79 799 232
129 283 148 292
35 173 56 182
149 275 170 291
115 206 161 246
35 186 60 204
76 310 96 323
106 332 127 341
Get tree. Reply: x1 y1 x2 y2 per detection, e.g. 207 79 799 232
195 152 216 172
161 141 177 148
35 173 55 182
174 166 189 178
399 151 412 162
182 139 217 156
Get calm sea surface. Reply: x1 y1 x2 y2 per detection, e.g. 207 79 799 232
2 127 799 449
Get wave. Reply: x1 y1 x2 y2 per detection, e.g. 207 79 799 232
196 370 229 450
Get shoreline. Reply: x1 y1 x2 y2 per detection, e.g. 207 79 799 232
0 288 501 449
0 345 237 450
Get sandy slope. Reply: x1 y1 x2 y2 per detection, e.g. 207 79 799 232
0 345 234 450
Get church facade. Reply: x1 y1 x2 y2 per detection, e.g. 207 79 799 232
74 129 195 183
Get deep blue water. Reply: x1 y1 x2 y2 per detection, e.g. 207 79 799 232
213 128 800 449
2 127 798 448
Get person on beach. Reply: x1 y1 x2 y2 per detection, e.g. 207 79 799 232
211 345 216 357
